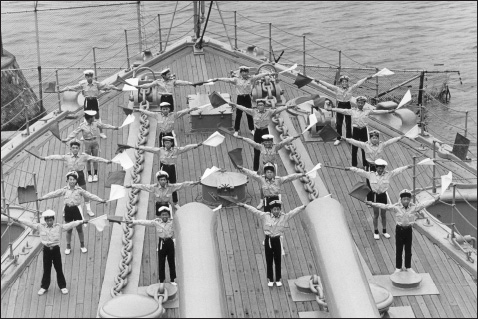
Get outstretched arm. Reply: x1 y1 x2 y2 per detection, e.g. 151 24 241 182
344 137 367 149
240 203 266 218
348 76 373 92
389 165 413 178
137 108 160 119
348 167 371 179
64 126 83 143
229 103 254 116
270 105 289 116
365 201 394 211
79 189 105 203
173 79 193 86
275 136 297 150
238 167 262 182
315 79 338 91
416 195 440 211
240 136 262 150
138 80 162 89
280 172 305 184
283 204 306 222
370 109 394 115
382 136 403 147
42 154 66 162
136 145 161 154
170 181 200 192
59 83 82 93
175 107 198 119
328 108 352 116
39 188 66 201
177 143 201 155
97 122 119 130
129 183 156 193
132 219 156 227
214 77 237 84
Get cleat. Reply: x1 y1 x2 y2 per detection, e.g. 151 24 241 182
373 233 380 240
64 248 71 255
267 280 274 287
99 133 107 139
334 140 341 146
93 174 98 182
61 288 69 294
80 247 87 253
38 288 47 295
88 175 93 183
275 280 283 287
383 232 391 239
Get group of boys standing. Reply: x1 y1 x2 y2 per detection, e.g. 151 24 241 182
12 66 439 296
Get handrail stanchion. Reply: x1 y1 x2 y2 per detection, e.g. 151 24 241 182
432 140 437 193
464 111 468 138
33 173 41 225
451 183 456 224
1 164 14 260
375 67 379 100
412 156 417 202
124 30 131 69
55 69 62 113
269 23 272 62
418 71 425 136
158 14 163 53
37 66 44 112
137 1 142 52
93 47 98 81
303 35 306 75
234 11 237 49
23 105 30 136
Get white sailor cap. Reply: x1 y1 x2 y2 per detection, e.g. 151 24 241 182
339 75 350 82
84 69 94 76
42 210 56 218
156 170 169 179
256 99 267 105
160 68 171 75
262 134 274 141
399 189 412 198
239 66 250 71
369 130 380 137
66 171 79 179
356 96 368 102
263 162 276 172
160 102 172 108
162 136 175 141
269 200 282 208
84 110 97 116
374 159 388 166
157 206 171 214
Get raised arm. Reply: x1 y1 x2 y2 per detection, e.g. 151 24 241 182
270 105 289 116
177 143 200 155
382 136 403 148
280 172 305 184
132 219 156 227
348 76 372 92
370 109 394 115
15 218 40 232
344 137 367 149
231 103 254 116
79 189 105 203
416 195 440 211
97 122 119 130
240 203 266 218
348 167 371 179
175 107 198 119
61 220 85 231
130 183 156 193
137 108 160 119
173 79 193 86
238 167 262 182
389 165 412 178
215 77 237 84
239 136 262 150
283 204 306 222
275 136 296 151
136 145 161 154
315 79 338 92
39 188 66 201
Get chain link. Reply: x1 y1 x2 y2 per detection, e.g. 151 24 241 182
110 94 151 297
309 275 328 312
272 114 320 201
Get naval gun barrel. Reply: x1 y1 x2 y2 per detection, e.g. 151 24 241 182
175 202 227 318
302 197 380 317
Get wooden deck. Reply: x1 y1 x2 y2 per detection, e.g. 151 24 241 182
1 43 476 318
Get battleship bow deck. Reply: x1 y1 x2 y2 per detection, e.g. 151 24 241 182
1 43 476 318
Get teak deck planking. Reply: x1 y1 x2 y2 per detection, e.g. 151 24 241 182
1 44 476 318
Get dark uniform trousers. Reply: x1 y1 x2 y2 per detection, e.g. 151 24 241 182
351 126 368 167
264 235 282 282
336 101 352 139
253 127 269 171
160 163 178 203
235 94 254 132
158 238 176 283
395 225 413 269
41 245 67 289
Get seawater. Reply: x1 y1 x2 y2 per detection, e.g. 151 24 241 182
1 1 477 155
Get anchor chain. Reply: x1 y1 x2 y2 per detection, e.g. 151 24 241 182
111 94 151 297
271 114 320 201
309 274 328 312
